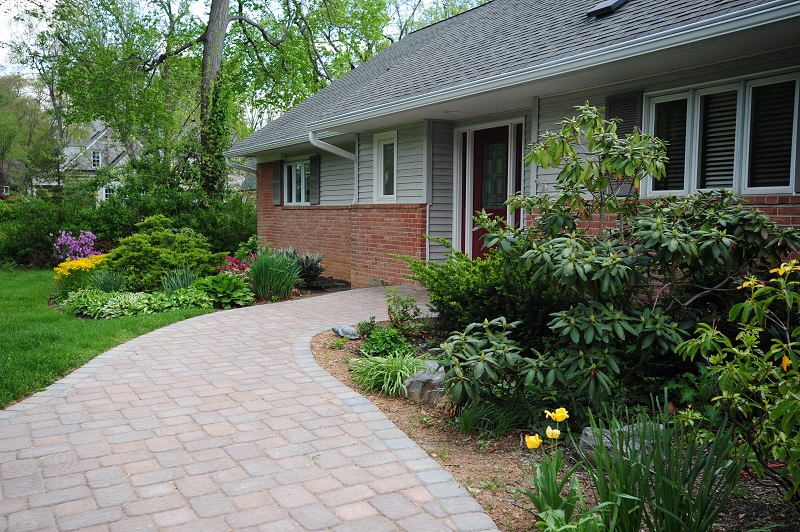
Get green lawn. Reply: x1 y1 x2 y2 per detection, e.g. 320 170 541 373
0 269 214 408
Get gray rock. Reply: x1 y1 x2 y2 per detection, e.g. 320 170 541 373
404 361 447 407
368 278 389 287
332 325 360 340
579 423 665 465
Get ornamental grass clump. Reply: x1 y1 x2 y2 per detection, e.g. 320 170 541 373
53 254 108 300
249 251 300 301
349 351 427 397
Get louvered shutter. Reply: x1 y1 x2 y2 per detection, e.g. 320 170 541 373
699 91 737 189
653 99 688 191
606 92 642 135
606 92 643 196
309 155 321 205
272 161 282 205
748 80 795 189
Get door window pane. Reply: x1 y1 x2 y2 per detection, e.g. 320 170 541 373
382 142 395 196
482 142 507 209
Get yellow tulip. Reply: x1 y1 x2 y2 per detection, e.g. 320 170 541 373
525 434 542 449
546 426 560 439
545 407 569 422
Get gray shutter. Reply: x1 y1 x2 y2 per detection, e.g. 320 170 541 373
272 161 282 206
606 92 642 135
606 92 643 196
748 80 795 189
309 155 321 205
699 91 737 189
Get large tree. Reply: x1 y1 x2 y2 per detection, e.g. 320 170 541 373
12 0 390 194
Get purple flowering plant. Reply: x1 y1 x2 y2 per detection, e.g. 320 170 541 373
52 230 101 262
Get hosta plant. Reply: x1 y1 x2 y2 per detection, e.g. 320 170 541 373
194 273 255 309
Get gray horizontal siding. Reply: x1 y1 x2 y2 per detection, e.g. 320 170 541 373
358 122 425 204
320 143 355 205
429 120 455 262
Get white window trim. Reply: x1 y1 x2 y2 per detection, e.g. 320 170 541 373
2 186 9 195
284 159 311 205
645 92 691 197
373 131 397 202
741 73 800 196
643 72 800 197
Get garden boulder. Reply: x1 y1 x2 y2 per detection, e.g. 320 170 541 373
579 423 666 465
404 361 446 407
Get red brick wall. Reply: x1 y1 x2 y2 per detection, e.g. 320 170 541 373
350 204 427 289
256 163 427 288
524 195 800 233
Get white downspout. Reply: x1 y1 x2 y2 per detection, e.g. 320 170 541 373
308 131 355 161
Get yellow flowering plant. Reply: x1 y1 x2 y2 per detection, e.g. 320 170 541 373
53 254 108 300
520 408 604 530
678 262 800 501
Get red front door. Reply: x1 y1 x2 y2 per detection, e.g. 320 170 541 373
472 126 509 257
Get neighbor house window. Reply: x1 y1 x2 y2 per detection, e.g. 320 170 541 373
373 131 397 201
646 73 799 195
284 160 311 205
91 150 102 168
102 186 114 201
2 186 9 196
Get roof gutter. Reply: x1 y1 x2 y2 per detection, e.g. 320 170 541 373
307 0 800 130
308 131 355 161
225 157 257 174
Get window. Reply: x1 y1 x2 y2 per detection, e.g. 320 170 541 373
373 131 397 201
91 150 102 168
645 74 799 195
102 186 114 201
2 186 9 196
284 160 311 205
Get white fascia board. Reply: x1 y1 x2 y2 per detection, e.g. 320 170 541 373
307 0 800 130
225 131 342 157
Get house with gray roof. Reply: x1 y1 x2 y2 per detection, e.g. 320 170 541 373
228 0 800 287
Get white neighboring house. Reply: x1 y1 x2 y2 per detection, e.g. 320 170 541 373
34 122 127 202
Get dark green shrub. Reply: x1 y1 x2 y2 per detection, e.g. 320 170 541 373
250 251 300 301
361 327 413 358
105 215 226 291
404 243 571 348
276 248 325 286
162 265 199 293
194 273 255 309
349 352 428 397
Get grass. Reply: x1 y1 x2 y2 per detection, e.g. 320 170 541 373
0 269 214 408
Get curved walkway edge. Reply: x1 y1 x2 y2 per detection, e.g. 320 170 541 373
0 287 498 532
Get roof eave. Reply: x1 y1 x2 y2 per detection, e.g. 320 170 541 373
308 0 800 130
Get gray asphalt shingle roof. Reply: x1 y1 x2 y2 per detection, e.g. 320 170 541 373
231 0 780 155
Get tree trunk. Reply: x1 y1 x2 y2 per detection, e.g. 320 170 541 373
201 0 230 133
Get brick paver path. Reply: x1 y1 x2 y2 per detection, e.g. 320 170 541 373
0 287 497 531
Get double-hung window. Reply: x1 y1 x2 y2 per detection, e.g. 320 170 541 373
373 131 397 201
645 73 799 195
91 150 102 169
284 160 311 205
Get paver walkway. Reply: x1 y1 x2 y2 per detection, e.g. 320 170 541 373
0 287 497 532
